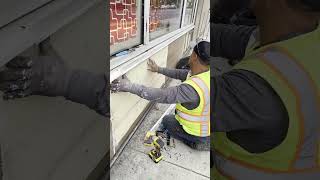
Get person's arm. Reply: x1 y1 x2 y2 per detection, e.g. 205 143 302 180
129 84 198 104
147 59 189 81
210 23 256 61
211 69 290 153
157 67 189 81
111 77 199 104
211 69 288 132
66 71 109 117
0 56 109 117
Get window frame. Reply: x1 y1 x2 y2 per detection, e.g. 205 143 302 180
148 0 184 42
110 0 143 55
110 0 199 74
181 0 197 27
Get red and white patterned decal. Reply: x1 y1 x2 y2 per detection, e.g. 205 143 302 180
110 0 138 45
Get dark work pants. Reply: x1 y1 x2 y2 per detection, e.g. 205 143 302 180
162 115 210 150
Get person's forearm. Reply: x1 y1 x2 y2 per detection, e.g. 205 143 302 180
127 83 176 103
126 83 198 105
66 70 108 117
211 69 289 132
157 67 189 81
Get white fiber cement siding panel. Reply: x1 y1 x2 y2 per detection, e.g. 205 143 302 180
110 47 168 152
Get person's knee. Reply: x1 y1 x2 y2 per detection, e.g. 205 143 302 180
162 115 175 129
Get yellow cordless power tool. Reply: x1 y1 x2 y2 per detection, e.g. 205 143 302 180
148 136 164 163
144 131 165 163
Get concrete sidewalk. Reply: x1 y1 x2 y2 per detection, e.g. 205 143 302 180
110 97 210 180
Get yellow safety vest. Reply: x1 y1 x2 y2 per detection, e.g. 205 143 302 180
212 27 320 179
175 70 210 137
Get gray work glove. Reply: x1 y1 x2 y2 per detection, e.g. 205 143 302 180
0 56 71 100
147 59 159 72
110 75 133 93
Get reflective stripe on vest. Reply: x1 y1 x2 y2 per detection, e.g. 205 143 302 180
213 47 320 179
176 72 210 137
176 110 208 121
192 76 210 116
176 77 210 121
259 48 320 169
214 153 320 180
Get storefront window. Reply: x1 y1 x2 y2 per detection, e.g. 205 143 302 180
183 0 195 26
110 0 142 55
149 0 183 41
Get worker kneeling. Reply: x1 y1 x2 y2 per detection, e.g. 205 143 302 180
111 41 210 151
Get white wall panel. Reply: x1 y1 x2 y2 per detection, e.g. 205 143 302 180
110 47 168 153
167 35 187 69
0 2 107 180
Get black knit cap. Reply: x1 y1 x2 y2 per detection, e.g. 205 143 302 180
193 41 210 65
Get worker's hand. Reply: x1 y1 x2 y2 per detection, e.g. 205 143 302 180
110 75 133 93
0 57 33 99
0 56 71 100
147 59 159 72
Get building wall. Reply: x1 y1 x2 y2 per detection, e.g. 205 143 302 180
110 47 168 154
193 0 210 40
0 2 107 180
167 34 187 69
109 0 211 160
0 0 51 28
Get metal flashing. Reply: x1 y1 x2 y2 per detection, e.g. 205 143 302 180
0 0 100 67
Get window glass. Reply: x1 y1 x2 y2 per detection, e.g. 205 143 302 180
110 0 142 55
149 0 183 41
183 0 195 26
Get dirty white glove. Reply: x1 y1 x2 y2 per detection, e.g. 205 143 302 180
147 59 159 72
110 75 134 93
0 56 72 100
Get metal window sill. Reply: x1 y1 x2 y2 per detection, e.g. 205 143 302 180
0 0 100 67
110 25 194 82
